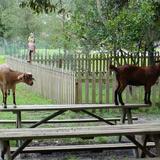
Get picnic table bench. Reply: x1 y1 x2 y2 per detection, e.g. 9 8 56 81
0 123 160 160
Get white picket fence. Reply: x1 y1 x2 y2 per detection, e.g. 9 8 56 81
7 57 75 104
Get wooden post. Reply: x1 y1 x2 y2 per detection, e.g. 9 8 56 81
136 135 148 158
59 58 62 68
119 108 126 142
4 141 11 160
75 82 79 104
16 111 22 128
126 109 133 124
153 135 160 157
126 108 139 158
0 140 11 160
92 72 96 112
0 140 4 160
16 111 22 147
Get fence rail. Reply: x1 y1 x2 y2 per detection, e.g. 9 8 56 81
7 57 75 104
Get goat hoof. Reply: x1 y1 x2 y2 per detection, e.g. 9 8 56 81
13 105 17 108
115 102 119 105
2 103 7 108
120 103 125 105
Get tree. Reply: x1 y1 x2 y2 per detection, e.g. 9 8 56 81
19 0 56 13
19 0 74 50
9 0 160 62
66 0 160 64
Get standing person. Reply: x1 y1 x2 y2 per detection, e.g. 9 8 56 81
27 33 36 63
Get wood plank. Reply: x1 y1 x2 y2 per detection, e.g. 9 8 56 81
10 142 155 153
0 104 150 111
0 117 138 124
0 123 159 140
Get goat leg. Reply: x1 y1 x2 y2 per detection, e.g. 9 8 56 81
118 91 125 105
118 85 126 105
2 92 7 108
144 86 152 105
147 90 152 105
4 92 7 108
114 87 119 105
13 92 17 108
11 87 17 108
144 91 148 104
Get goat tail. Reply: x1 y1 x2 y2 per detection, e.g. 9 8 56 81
109 65 118 72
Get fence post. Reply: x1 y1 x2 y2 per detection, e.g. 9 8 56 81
59 58 62 68
75 81 79 104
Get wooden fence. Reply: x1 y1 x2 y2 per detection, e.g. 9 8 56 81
7 57 75 104
9 55 160 103
16 51 160 75
75 72 160 104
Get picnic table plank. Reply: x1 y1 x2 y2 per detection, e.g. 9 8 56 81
0 123 159 140
0 104 150 111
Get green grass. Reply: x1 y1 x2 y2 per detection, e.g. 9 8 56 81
0 55 5 63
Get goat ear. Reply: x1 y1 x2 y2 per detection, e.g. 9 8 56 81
17 74 24 80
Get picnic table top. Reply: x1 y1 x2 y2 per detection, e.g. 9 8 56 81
0 104 150 112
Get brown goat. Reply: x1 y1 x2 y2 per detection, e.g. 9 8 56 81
0 64 35 108
110 62 160 105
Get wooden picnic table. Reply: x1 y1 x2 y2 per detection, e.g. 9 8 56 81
0 103 150 159
0 123 159 160
0 104 150 128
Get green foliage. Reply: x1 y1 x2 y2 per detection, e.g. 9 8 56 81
0 0 43 40
66 0 160 56
105 0 156 51
1 0 160 60
19 0 56 14
0 55 5 64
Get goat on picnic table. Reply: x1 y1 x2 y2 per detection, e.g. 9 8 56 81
110 61 160 105
0 64 35 108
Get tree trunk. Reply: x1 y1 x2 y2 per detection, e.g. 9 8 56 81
148 43 155 66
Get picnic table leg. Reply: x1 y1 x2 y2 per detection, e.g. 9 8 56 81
126 135 155 158
126 109 133 124
153 135 160 157
119 108 126 142
16 111 22 147
126 108 140 158
0 140 4 160
81 109 114 125
4 141 11 160
0 140 11 160
136 135 149 158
